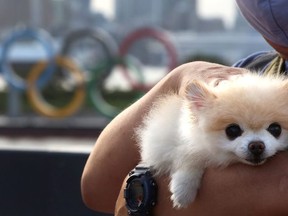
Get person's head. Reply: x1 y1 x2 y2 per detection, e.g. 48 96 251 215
236 0 288 59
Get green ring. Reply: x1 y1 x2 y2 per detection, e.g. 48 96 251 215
87 57 145 118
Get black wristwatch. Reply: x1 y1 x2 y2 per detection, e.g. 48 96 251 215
124 166 157 216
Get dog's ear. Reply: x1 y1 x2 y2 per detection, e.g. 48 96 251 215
185 80 216 110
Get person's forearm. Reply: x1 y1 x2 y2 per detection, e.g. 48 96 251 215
116 152 288 216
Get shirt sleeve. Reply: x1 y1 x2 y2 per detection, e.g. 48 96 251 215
232 51 272 68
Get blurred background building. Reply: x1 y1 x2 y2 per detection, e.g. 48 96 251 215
115 0 199 31
0 0 259 34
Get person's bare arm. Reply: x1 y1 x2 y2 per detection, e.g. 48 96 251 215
81 61 246 213
115 151 288 216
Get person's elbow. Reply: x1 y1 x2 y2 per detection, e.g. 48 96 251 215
81 174 98 211
81 173 116 213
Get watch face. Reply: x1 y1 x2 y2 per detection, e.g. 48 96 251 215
129 179 144 208
125 168 157 215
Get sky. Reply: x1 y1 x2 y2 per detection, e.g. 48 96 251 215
91 0 237 28
91 0 115 18
198 0 237 28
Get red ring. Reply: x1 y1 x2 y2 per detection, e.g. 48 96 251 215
119 27 178 90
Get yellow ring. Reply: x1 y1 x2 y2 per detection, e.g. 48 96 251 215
27 56 86 118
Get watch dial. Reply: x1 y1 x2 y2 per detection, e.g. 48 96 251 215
130 180 144 207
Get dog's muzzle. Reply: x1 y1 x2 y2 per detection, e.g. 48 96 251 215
245 141 266 165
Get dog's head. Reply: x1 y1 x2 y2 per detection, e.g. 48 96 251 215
184 72 288 165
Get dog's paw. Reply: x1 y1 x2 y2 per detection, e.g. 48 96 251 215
170 169 203 208
170 187 198 208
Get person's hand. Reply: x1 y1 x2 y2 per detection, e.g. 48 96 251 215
176 62 248 96
115 151 288 216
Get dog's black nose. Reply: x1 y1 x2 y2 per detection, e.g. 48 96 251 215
248 141 265 156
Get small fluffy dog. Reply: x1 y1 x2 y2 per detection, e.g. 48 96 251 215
136 71 288 208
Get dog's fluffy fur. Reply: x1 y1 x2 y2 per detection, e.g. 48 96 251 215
136 72 288 208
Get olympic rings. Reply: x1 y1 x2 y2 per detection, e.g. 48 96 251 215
1 27 55 90
0 26 178 119
119 27 178 90
26 56 85 118
88 57 145 118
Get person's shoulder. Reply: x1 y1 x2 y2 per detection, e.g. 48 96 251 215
233 51 278 71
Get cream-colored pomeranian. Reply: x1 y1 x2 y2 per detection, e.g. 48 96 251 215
136 72 288 208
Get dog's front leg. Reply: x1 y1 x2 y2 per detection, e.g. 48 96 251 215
169 167 204 208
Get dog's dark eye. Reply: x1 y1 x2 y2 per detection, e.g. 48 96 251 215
225 124 243 140
267 123 281 138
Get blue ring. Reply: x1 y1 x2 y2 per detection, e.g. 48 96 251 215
1 27 55 90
